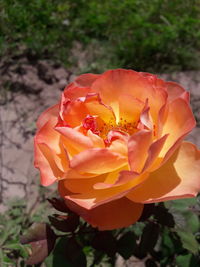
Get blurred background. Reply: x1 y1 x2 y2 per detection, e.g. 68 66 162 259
0 0 200 73
0 1 200 266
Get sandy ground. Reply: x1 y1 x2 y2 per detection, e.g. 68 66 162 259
0 57 200 213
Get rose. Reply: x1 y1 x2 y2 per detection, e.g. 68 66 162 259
34 69 200 230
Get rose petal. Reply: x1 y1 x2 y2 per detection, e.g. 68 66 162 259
157 103 169 138
55 126 93 154
128 130 152 172
36 104 59 131
35 118 60 152
70 148 127 174
60 98 88 127
35 109 69 166
139 100 153 130
35 143 65 186
84 93 116 123
94 170 148 189
93 166 130 189
61 171 148 210
87 130 105 148
160 98 196 157
65 197 143 230
165 81 186 102
91 69 167 124
35 110 70 185
118 94 144 123
126 142 200 203
107 131 128 156
142 134 168 172
62 73 99 102
63 169 99 179
58 174 106 194
109 139 128 156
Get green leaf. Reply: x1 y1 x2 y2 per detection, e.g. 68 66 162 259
2 254 13 264
117 231 136 259
165 198 197 211
161 230 176 256
51 237 73 267
48 198 71 213
65 237 87 267
4 242 29 258
49 213 79 232
0 249 4 267
91 231 117 257
45 253 54 267
154 204 175 227
177 231 199 254
138 203 155 221
52 237 86 267
176 254 192 267
175 254 200 267
166 198 200 233
4 243 22 250
130 222 145 236
137 223 160 258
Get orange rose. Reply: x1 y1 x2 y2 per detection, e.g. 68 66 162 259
34 69 200 230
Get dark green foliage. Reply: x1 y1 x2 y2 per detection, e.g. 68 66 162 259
165 198 200 254
1 196 200 266
0 0 200 72
154 203 175 227
47 198 71 213
116 231 137 259
137 222 160 258
48 213 79 232
91 231 117 257
0 198 50 266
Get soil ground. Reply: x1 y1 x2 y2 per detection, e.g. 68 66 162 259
0 56 200 212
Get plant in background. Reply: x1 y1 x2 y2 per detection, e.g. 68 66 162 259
0 197 51 266
1 0 200 72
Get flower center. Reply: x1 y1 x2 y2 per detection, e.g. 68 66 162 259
82 115 138 138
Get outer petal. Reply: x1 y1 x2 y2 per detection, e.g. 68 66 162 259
91 69 167 124
35 112 68 186
65 197 144 230
59 171 148 210
70 148 127 174
160 98 196 157
165 81 187 102
35 143 64 186
63 73 99 101
36 104 59 130
126 142 200 203
35 144 56 186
